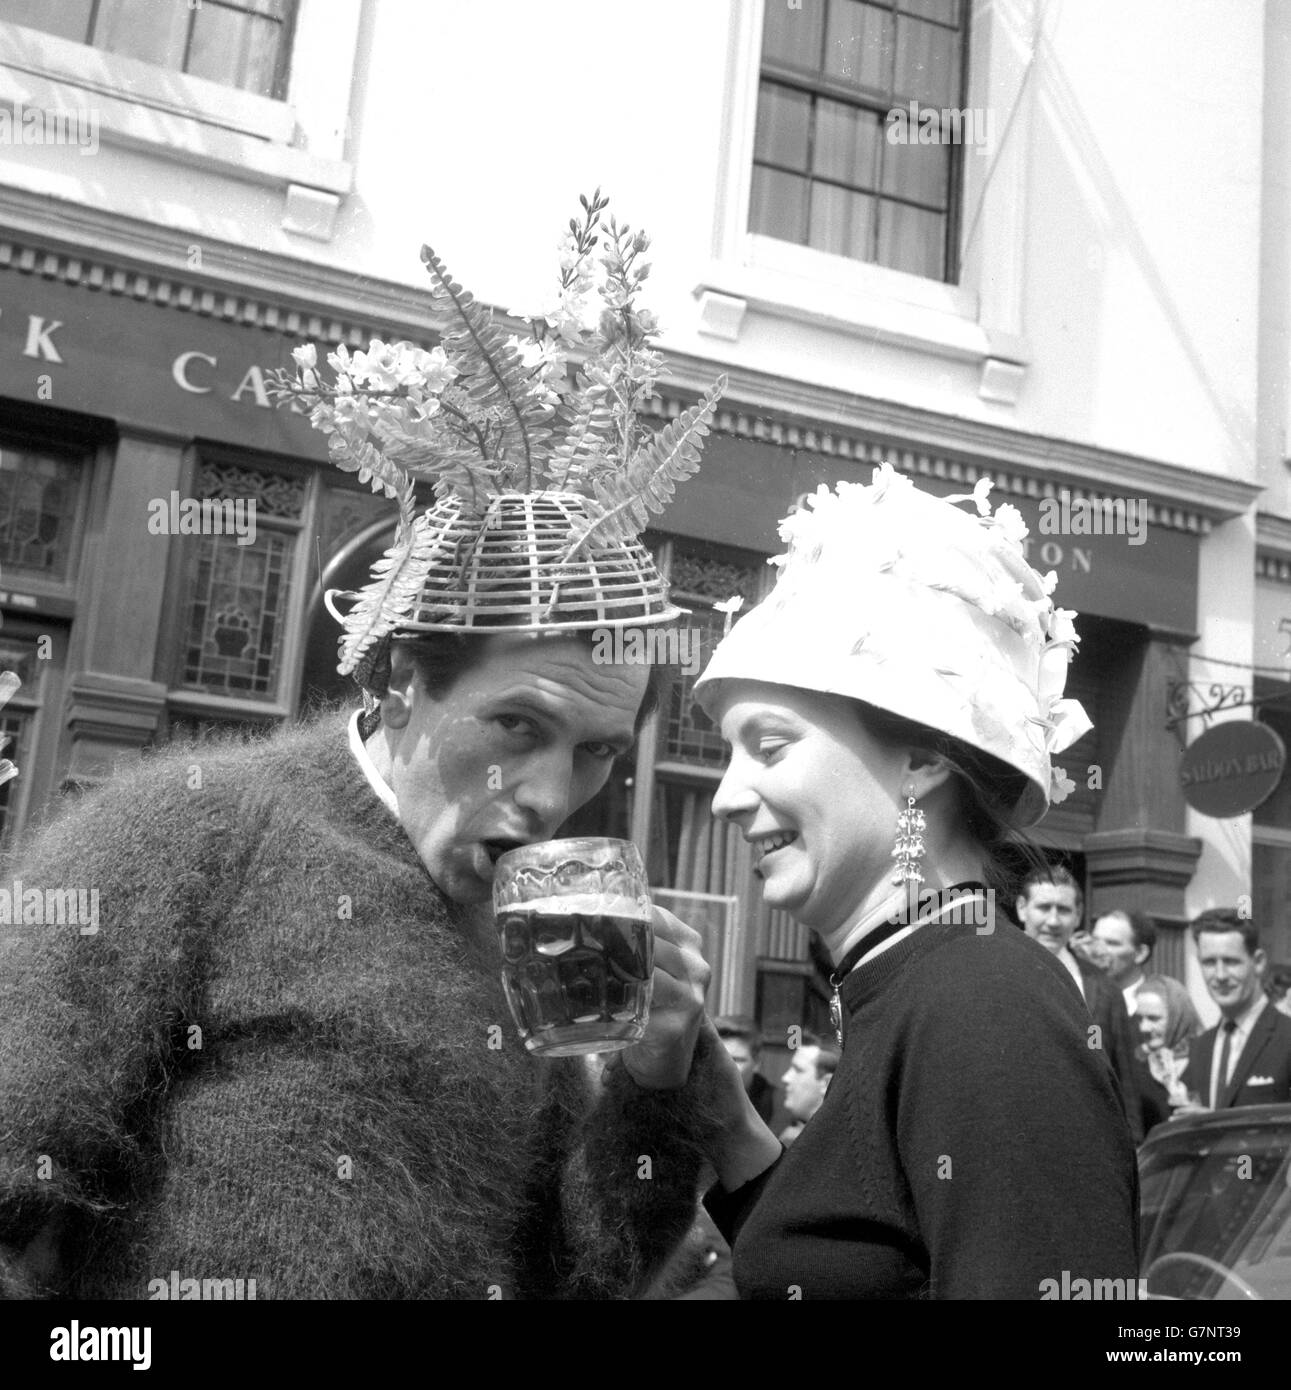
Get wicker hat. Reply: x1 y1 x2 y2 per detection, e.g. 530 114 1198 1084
273 191 724 690
693 466 1092 825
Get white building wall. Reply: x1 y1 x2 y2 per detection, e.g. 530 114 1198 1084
0 1 1269 497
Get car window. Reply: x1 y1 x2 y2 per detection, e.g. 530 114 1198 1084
1140 1120 1291 1300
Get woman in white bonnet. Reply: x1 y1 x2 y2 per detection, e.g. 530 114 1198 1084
684 464 1139 1299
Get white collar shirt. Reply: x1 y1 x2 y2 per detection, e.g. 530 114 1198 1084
348 709 399 817
1209 994 1268 1108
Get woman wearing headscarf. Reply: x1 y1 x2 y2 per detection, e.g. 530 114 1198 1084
1133 974 1203 1134
676 465 1139 1299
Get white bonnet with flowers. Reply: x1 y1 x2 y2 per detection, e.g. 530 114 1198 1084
692 465 1093 826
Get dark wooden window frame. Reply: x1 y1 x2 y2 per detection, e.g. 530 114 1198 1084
752 0 971 282
76 0 299 100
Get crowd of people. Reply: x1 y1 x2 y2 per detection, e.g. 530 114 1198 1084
726 887 1291 1161
1020 883 1291 1136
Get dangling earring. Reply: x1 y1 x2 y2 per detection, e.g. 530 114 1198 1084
891 792 926 887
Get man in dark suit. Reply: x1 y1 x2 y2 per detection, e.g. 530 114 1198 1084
1181 909 1291 1110
1016 867 1143 1142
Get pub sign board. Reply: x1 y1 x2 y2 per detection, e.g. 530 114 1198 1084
1179 721 1287 818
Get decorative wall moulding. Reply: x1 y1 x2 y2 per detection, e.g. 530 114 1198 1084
979 356 1026 405
695 289 747 342
283 184 341 244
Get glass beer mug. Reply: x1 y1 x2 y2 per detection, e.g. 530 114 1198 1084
493 837 654 1057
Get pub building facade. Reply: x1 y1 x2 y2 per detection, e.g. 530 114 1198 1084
1 217 1284 1046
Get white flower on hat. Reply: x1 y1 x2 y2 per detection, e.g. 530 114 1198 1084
1036 642 1075 714
1050 766 1077 804
1046 607 1079 647
990 503 1029 547
946 476 993 515
1044 698 1094 756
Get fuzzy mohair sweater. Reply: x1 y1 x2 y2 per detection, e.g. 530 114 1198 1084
0 710 722 1299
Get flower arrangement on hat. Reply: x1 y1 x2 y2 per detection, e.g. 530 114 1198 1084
268 190 726 680
696 463 1092 822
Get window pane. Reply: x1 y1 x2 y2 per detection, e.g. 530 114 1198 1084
761 0 824 70
91 0 189 69
881 137 949 206
0 449 80 579
895 14 959 107
809 182 874 260
181 530 293 697
754 82 810 171
900 0 960 25
749 165 809 244
814 98 879 187
0 637 37 689
188 3 283 97
824 0 892 92
0 0 93 41
877 199 945 277
0 708 29 850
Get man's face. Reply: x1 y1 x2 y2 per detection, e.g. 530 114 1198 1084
781 1046 829 1122
1016 882 1082 955
1196 930 1266 1021
383 633 647 904
1093 913 1146 986
721 1036 757 1090
1070 930 1111 972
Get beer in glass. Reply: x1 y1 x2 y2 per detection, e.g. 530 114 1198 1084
493 837 654 1057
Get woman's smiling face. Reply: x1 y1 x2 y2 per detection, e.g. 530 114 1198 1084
710 681 910 937
1136 991 1169 1051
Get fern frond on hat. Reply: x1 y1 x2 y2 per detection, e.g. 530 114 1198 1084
269 191 725 685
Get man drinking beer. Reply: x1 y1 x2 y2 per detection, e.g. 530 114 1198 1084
0 201 727 1299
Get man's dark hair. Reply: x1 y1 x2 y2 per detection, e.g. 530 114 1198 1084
394 629 668 735
1190 908 1260 957
1019 862 1083 908
1099 907 1156 961
797 1031 841 1080
715 1014 762 1055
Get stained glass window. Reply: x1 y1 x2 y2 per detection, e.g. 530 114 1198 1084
0 710 26 850
178 460 301 700
180 531 293 698
0 448 81 579
0 636 38 854
661 544 763 766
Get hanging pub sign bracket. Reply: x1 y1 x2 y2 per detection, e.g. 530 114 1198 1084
1166 681 1249 740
